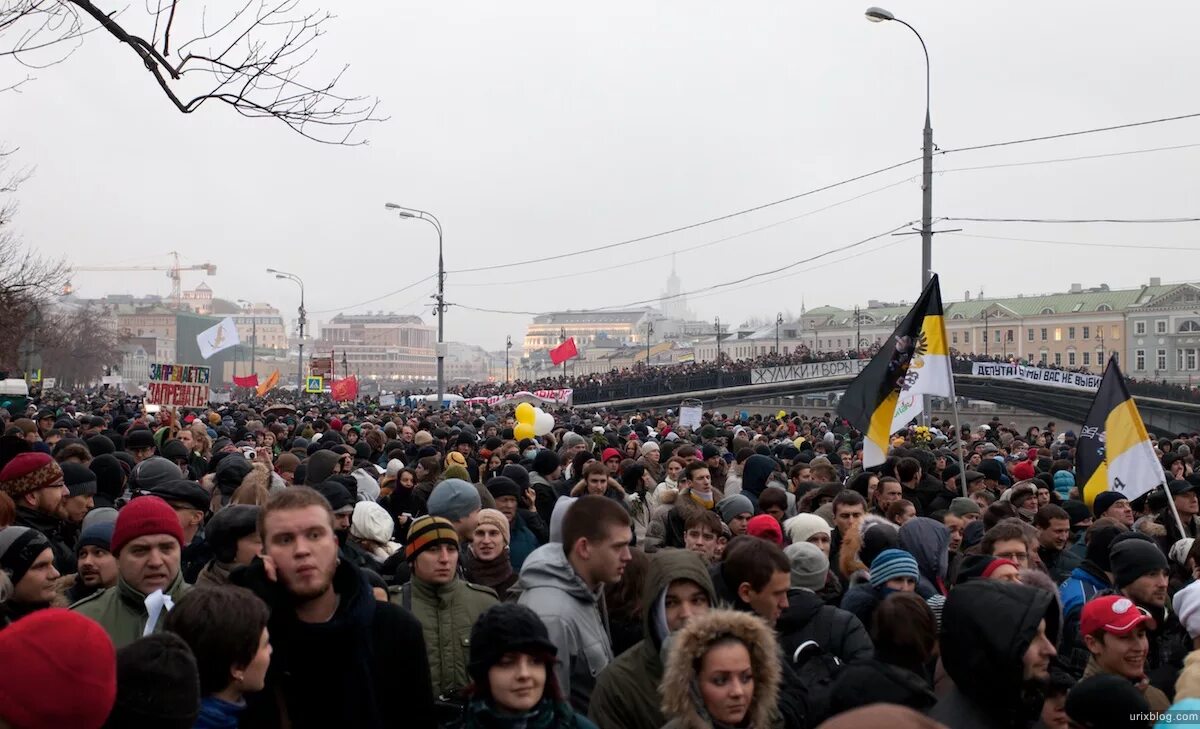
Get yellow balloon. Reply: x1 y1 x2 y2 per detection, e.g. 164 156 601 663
514 422 536 441
777 410 787 420
515 402 536 425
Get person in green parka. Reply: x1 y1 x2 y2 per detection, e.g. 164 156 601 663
392 515 498 707
588 549 717 729
70 495 189 648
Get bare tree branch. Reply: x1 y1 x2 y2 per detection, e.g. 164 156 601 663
1 0 383 144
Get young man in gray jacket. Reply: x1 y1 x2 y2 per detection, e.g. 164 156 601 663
514 495 632 713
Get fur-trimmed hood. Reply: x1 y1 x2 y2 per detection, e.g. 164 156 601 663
660 609 781 729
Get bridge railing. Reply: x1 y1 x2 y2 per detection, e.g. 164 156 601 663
571 355 1200 407
572 371 752 404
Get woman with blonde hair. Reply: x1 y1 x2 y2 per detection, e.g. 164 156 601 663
660 609 781 729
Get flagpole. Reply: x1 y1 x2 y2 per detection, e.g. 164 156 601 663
1163 479 1187 540
949 396 970 496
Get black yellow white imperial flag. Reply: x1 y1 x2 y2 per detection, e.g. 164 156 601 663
837 274 954 468
1078 357 1164 507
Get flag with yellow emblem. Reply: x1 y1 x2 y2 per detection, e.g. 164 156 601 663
837 274 954 468
1077 357 1164 507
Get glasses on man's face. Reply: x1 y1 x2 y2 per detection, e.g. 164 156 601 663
995 550 1029 565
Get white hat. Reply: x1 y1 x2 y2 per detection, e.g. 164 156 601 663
1174 581 1200 639
386 458 405 479
350 501 394 545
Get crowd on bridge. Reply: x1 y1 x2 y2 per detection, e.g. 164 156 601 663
422 345 1200 406
4 384 1200 728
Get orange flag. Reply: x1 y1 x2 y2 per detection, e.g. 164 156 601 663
255 370 280 397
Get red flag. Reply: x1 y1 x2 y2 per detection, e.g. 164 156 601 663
331 375 359 402
550 337 578 366
233 374 259 388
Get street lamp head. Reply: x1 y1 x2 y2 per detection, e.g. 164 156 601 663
865 6 895 22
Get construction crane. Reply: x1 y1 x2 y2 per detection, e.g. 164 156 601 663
72 251 217 309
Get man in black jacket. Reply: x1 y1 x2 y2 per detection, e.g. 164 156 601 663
234 486 435 729
930 580 1059 729
777 542 873 665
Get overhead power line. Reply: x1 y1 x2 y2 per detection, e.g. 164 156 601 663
449 222 913 317
446 157 923 275
307 274 435 315
945 232 1200 253
452 175 916 289
941 216 1200 224
936 142 1200 174
937 111 1200 155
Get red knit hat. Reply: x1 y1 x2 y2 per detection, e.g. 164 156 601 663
0 452 64 498
111 495 185 555
0 608 116 729
981 557 1019 580
747 514 784 546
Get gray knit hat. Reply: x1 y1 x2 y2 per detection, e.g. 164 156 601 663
785 541 828 592
949 497 981 518
717 494 754 525
427 478 481 522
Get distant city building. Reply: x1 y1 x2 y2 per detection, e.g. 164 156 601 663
659 256 693 322
1125 278 1200 384
314 312 436 383
692 279 1180 379
231 302 288 354
523 309 656 354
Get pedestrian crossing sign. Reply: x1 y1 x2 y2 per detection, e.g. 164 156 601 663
305 376 323 393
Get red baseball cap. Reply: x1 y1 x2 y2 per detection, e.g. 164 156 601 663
1080 595 1157 637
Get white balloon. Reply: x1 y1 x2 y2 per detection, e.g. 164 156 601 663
533 408 555 436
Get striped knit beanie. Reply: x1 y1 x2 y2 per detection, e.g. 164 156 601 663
404 515 459 563
0 452 64 498
868 548 920 589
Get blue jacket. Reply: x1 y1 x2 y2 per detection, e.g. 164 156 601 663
1059 562 1110 621
195 697 244 729
509 513 540 572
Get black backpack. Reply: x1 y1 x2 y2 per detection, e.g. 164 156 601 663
788 639 843 724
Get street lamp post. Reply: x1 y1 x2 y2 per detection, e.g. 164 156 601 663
505 335 512 383
854 306 862 354
385 203 445 407
866 6 933 288
266 269 305 395
559 327 567 379
715 316 722 388
775 312 783 355
983 310 990 358
237 299 257 381
646 321 654 367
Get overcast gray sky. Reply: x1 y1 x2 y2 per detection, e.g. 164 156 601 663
4 1 1198 350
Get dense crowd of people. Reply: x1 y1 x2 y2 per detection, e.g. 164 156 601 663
3 390 1200 728
410 346 1200 406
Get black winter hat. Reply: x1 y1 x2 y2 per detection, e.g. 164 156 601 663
85 434 115 456
1084 523 1126 573
485 476 521 501
205 505 260 563
1065 673 1151 728
314 480 354 515
124 428 156 451
1110 537 1168 589
468 604 557 686
1092 491 1126 519
160 439 190 463
501 464 531 491
107 632 200 729
1061 500 1091 529
214 456 253 496
61 461 99 497
532 449 560 477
